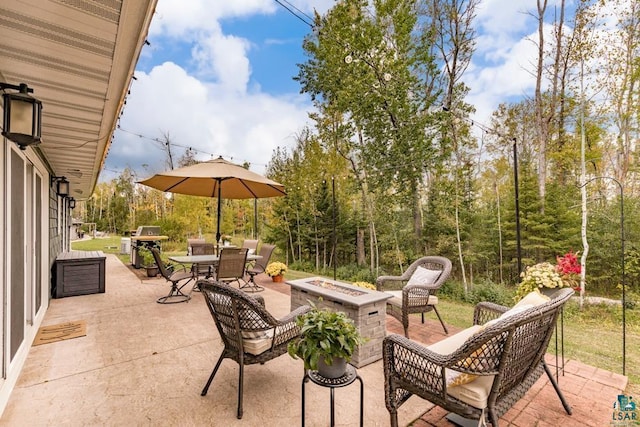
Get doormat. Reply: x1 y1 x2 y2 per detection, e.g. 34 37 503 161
33 320 86 346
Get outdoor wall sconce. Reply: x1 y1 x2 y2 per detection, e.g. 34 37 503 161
68 197 76 210
51 176 69 197
0 82 42 150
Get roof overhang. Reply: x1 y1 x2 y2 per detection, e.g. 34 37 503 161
0 0 157 199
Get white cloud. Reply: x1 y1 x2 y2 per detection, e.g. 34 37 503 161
192 30 252 93
465 0 566 123
105 0 319 180
109 61 310 178
149 0 276 37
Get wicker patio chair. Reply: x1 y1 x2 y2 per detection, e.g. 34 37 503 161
376 256 452 338
150 247 193 304
383 287 574 427
240 243 275 293
198 280 311 419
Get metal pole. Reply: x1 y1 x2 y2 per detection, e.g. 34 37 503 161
254 198 258 239
513 138 522 278
216 183 222 254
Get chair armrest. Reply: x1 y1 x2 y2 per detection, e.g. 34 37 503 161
384 334 452 399
384 331 503 396
376 275 406 290
167 262 189 274
400 284 439 308
273 305 311 346
473 302 509 325
278 305 311 325
251 294 266 307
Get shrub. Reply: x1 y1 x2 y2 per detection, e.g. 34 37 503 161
465 280 513 306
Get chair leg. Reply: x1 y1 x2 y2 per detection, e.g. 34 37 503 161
484 408 495 427
543 361 573 415
157 281 191 304
433 306 449 334
402 314 410 338
239 273 264 293
201 353 225 396
390 410 399 427
237 361 244 419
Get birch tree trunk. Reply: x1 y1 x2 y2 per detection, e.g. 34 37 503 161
580 60 588 309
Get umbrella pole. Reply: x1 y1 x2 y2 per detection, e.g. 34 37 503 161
254 198 258 239
216 183 222 254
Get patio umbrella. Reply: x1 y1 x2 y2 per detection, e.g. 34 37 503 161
138 156 286 243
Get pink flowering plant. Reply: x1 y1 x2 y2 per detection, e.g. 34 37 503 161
515 251 581 301
556 251 581 290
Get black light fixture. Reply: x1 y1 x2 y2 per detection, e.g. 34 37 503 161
51 176 69 197
1 82 42 150
68 197 76 210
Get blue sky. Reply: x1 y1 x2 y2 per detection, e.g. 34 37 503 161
103 0 572 181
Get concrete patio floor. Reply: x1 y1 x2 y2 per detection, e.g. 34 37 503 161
0 254 628 426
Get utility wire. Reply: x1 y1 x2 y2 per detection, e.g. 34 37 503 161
274 0 314 28
114 127 269 168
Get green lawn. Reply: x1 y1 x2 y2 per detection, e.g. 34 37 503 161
71 236 638 394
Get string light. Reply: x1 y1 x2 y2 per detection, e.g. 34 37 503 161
114 127 270 169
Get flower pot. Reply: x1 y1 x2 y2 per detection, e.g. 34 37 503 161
146 265 159 277
272 274 284 283
317 356 347 379
540 288 561 298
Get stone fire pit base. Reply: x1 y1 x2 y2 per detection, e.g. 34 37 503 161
288 277 391 368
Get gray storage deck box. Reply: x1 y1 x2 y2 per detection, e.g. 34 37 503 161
54 251 106 298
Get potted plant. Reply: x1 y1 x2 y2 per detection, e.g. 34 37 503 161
515 251 581 301
138 247 159 277
265 261 288 282
287 304 364 378
221 234 233 247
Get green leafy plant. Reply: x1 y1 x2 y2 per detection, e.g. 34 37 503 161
287 303 364 370
265 261 288 277
137 247 156 267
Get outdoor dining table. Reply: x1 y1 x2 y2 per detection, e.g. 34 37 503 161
168 254 262 264
168 253 262 280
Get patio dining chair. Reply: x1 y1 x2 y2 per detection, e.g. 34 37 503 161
197 280 311 419
190 242 216 279
241 239 259 254
376 256 452 338
215 247 249 287
150 248 193 304
240 243 275 293
187 238 206 255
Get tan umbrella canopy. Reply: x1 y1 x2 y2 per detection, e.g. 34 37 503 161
138 156 286 243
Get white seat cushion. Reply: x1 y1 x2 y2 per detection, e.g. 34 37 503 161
385 290 438 307
447 375 495 409
485 290 551 327
428 325 494 409
514 290 550 308
428 325 483 354
241 329 274 355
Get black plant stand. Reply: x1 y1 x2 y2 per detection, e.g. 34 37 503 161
301 364 363 427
